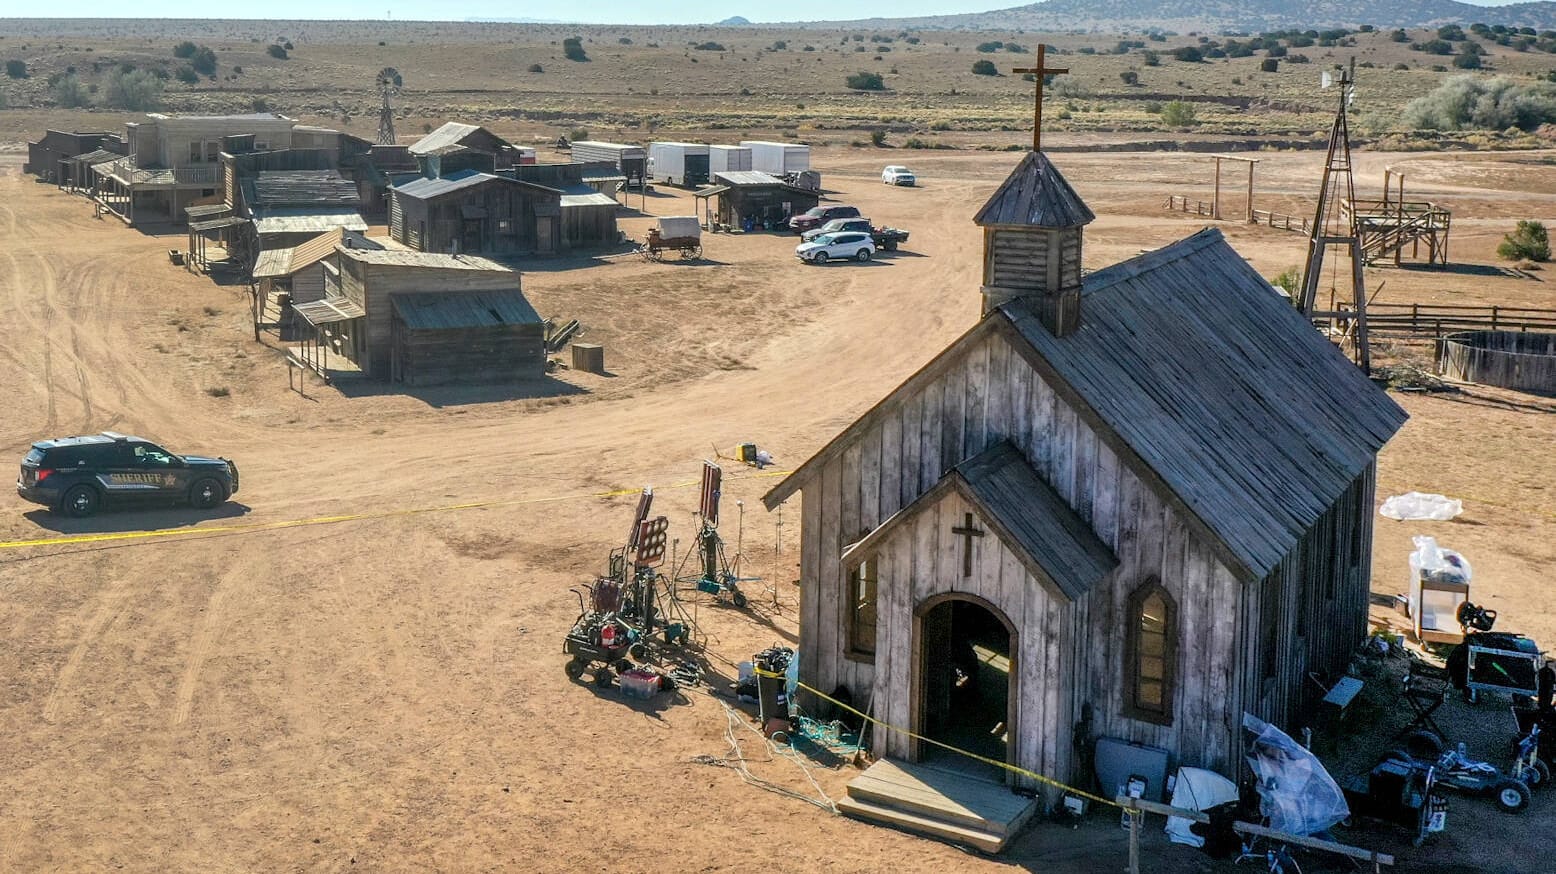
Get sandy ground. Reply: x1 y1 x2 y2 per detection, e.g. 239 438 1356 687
0 146 1553 873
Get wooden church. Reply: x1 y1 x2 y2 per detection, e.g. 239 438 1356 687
762 135 1406 844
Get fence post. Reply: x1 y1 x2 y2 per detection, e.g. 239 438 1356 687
1127 808 1141 874
1492 306 1499 331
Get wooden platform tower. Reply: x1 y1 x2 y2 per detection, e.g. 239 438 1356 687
1297 60 1370 374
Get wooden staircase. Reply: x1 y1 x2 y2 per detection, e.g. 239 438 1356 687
838 759 1039 854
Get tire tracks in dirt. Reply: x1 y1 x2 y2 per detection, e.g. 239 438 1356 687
40 575 132 723
171 551 250 728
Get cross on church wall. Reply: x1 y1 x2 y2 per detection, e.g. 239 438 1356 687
1011 43 1068 153
951 512 985 578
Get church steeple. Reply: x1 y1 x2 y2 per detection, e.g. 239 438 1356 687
974 46 1093 337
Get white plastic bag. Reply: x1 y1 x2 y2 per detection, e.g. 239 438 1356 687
1409 535 1472 585
1242 713 1349 837
1165 767 1239 847
1380 492 1463 521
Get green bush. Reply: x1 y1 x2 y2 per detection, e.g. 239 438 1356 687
1402 75 1556 131
971 59 998 75
51 74 89 108
1271 267 1300 299
174 65 199 84
1390 29 1410 42
105 68 163 110
266 44 288 60
173 41 198 58
694 41 726 51
4 59 26 79
1173 46 1203 62
1453 50 1482 69
846 70 885 90
189 46 217 73
1142 50 1160 66
1499 220 1551 261
562 36 588 62
527 62 543 72
976 41 1003 53
1160 99 1197 126
569 127 589 141
1120 70 1139 85
869 129 887 146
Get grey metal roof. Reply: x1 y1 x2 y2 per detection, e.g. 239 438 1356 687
188 216 249 232
252 248 294 280
713 170 784 187
1001 228 1407 579
335 247 513 272
408 122 484 156
294 296 366 326
251 208 368 235
185 203 232 219
245 170 360 208
69 148 124 164
559 184 618 208
393 170 500 199
391 290 541 330
974 150 1096 228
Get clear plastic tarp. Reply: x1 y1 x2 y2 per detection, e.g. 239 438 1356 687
1242 713 1349 837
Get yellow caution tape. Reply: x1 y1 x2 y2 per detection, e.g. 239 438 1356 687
0 469 792 552
754 667 1122 809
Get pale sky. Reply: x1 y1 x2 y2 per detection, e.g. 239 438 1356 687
0 0 1531 26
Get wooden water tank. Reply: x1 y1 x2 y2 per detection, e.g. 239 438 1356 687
572 343 605 374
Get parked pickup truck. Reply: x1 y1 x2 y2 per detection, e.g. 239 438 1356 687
800 218 910 251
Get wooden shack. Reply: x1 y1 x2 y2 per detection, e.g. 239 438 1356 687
331 247 526 380
761 149 1408 844
408 122 525 172
697 171 819 230
389 171 561 255
26 129 120 183
390 290 545 385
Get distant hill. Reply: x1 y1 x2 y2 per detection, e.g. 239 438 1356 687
717 16 752 26
807 0 1556 32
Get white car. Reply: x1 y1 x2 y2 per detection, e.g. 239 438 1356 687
796 231 876 264
881 165 916 186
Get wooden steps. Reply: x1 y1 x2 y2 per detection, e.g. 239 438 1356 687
840 759 1038 854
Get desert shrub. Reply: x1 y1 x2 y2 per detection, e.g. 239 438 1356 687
976 41 1003 53
870 129 887 146
1078 46 1097 54
232 65 242 74
105 68 163 110
1142 100 1163 113
971 59 998 75
1005 42 1027 53
527 62 543 72
569 127 589 141
1498 220 1550 261
1453 50 1482 69
189 46 216 74
770 40 787 50
251 96 269 112
929 119 952 130
1120 70 1139 85
174 65 199 84
1390 29 1409 42
1160 99 1197 126
1173 45 1203 62
905 36 920 44
5 59 26 78
1438 24 1466 41
1412 39 1453 55
173 41 198 58
802 45 814 51
1142 50 1159 66
266 44 288 60
694 42 726 51
619 37 632 45
562 36 588 62
1261 58 1279 72
1271 267 1300 298
51 74 88 108
282 40 294 50
1267 44 1287 57
846 71 885 90
1402 75 1556 131
1394 62 1410 70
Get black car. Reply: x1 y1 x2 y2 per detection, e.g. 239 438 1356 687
17 432 239 517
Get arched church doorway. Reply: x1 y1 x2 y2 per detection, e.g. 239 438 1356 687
915 593 1017 775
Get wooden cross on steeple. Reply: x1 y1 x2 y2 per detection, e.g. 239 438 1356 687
1011 44 1068 153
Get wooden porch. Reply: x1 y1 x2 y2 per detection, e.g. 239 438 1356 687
837 758 1038 854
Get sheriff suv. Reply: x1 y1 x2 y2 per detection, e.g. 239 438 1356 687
17 432 239 517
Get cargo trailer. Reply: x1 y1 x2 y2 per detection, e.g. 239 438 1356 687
570 141 647 187
741 141 810 176
647 142 710 188
709 145 752 174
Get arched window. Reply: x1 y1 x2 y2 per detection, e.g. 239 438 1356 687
1125 577 1177 725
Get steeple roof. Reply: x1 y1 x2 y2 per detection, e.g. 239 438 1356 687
973 150 1095 229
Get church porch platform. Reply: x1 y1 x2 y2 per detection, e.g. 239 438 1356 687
837 758 1038 854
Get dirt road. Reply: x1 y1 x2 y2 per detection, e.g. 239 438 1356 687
0 148 1552 872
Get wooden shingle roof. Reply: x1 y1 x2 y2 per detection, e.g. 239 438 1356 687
1001 228 1407 579
391 290 541 330
973 150 1095 228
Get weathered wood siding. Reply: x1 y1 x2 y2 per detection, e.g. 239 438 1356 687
390 322 545 386
796 329 1256 786
984 227 1082 293
290 263 326 304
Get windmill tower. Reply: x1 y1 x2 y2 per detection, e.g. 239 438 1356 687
1297 58 1370 373
375 67 402 146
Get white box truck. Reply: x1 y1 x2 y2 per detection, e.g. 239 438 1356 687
741 141 810 176
647 142 710 188
709 145 752 174
570 141 647 185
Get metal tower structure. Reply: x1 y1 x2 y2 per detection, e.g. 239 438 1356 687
375 67 401 146
1297 58 1370 373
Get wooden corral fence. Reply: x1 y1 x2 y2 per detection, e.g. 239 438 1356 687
1365 303 1556 339
1437 330 1556 395
1163 197 1312 234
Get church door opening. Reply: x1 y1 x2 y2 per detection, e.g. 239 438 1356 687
917 595 1015 775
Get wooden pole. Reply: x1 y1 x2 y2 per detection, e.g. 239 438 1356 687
1246 161 1255 223
1127 809 1140 874
1212 157 1222 221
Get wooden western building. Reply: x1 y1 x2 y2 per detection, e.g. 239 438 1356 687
293 246 541 384
763 149 1407 836
407 122 534 177
390 171 562 256
26 129 122 185
694 171 820 230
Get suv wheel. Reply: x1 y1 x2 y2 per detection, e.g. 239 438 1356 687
811 252 828 264
61 484 100 518
189 478 227 510
856 249 872 262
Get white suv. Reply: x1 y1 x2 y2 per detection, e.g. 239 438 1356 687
881 165 916 186
796 231 876 264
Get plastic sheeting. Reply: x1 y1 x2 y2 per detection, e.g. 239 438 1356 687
1165 767 1239 847
1242 713 1350 837
1380 491 1463 521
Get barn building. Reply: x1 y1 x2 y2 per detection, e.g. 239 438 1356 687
694 170 820 230
408 122 532 176
762 148 1407 846
389 171 562 255
292 246 542 384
